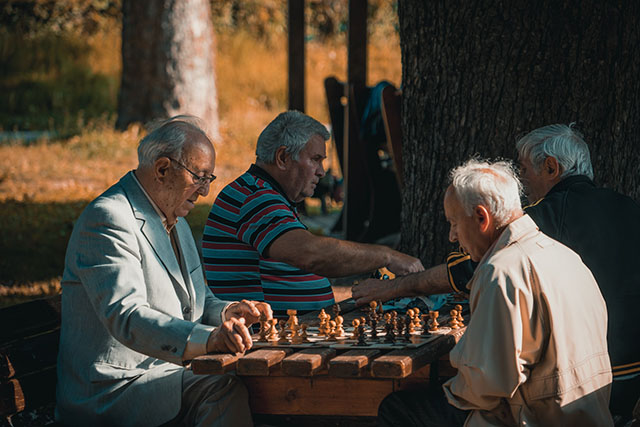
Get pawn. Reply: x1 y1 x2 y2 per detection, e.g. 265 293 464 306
406 309 416 334
449 309 460 329
428 311 440 332
420 314 431 334
326 320 338 341
412 307 422 329
351 318 361 340
455 304 465 327
335 315 345 338
290 323 302 344
267 318 279 341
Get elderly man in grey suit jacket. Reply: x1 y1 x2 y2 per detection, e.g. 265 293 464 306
56 116 272 426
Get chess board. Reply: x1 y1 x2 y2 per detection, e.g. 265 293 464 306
251 326 452 350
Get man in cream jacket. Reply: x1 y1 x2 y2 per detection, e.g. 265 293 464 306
378 159 612 427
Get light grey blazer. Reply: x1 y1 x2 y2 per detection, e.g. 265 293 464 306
56 171 229 426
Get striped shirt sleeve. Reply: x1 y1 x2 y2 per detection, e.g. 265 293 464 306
236 189 305 256
446 250 476 293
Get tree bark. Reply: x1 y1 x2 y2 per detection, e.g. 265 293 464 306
399 0 640 266
116 0 219 140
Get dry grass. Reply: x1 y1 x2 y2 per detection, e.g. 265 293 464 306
0 16 401 306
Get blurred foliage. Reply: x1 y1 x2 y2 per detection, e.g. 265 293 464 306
0 200 87 283
0 0 401 304
0 29 119 134
1 0 121 36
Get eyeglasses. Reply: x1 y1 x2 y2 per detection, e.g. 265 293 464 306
168 158 216 186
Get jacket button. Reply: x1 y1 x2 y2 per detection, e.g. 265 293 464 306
183 306 191 315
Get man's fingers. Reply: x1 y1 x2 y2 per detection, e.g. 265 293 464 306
232 318 253 351
240 300 260 317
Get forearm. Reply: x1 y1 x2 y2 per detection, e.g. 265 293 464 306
268 229 422 278
301 236 393 277
396 264 451 296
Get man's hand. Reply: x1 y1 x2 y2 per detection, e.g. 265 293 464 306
206 317 253 354
352 278 400 306
225 300 273 326
386 252 424 276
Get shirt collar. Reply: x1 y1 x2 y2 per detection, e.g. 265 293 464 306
132 171 175 234
248 163 297 207
477 214 539 266
547 174 594 196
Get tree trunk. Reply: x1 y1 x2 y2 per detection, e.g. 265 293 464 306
116 0 220 140
398 0 640 265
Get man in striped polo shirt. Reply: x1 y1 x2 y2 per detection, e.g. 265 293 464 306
202 111 424 317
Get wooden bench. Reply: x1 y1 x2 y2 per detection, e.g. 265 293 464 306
1 294 61 426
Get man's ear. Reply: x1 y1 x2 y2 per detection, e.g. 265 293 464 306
474 205 492 233
274 146 289 170
543 156 562 180
154 157 172 182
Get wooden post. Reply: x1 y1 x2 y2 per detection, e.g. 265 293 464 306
288 0 305 112
348 0 367 89
344 0 368 240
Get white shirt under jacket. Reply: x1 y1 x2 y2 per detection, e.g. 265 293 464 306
443 215 613 427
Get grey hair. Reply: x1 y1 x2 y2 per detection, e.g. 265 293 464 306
256 110 330 163
515 123 594 180
137 115 210 167
449 158 523 228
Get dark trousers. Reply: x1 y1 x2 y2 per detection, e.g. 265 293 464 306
378 386 469 427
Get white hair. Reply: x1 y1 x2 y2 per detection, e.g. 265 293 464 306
137 115 210 167
256 110 330 163
516 123 594 180
449 159 523 228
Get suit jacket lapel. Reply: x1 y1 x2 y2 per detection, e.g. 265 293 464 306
120 172 191 300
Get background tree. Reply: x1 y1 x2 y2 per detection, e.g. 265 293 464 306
116 0 220 138
398 0 640 265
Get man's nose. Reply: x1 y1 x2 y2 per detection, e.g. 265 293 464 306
197 182 210 197
317 164 325 177
449 229 457 243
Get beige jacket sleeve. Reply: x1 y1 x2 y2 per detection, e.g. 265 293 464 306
443 262 544 411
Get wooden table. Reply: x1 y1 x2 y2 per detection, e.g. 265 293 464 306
191 299 466 419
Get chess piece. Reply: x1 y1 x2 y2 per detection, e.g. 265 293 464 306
290 321 302 344
420 314 430 334
334 315 345 338
412 307 422 329
286 309 299 331
406 309 416 334
326 320 338 341
404 314 413 341
257 312 268 342
278 319 289 342
384 319 396 343
267 318 279 341
369 301 380 339
455 304 464 327
351 319 361 340
356 321 368 346
318 309 328 336
428 311 440 332
449 309 460 329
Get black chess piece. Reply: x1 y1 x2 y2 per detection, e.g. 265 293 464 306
404 315 412 342
384 321 396 344
356 323 369 346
